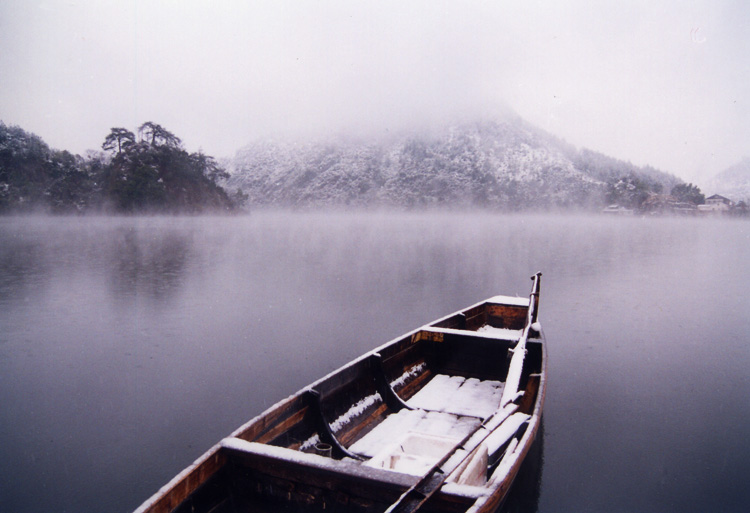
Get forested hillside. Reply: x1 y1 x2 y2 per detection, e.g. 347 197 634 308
0 122 242 213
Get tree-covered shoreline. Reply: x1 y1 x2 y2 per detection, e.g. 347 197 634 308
2 118 723 216
0 121 246 214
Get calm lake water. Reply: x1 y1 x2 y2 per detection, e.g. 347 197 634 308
1 212 749 513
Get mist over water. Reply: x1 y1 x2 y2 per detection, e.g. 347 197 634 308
1 213 749 513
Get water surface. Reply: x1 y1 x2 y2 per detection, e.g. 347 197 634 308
1 212 748 512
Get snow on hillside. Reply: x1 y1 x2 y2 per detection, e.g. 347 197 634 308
226 118 675 210
705 158 750 203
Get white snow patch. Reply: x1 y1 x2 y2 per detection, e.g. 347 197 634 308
298 364 427 452
299 392 384 451
350 409 480 458
221 437 326 465
426 326 520 341
476 325 523 339
487 437 520 486
484 413 529 456
486 295 529 307
406 374 504 418
366 432 458 476
439 482 487 499
447 443 488 486
329 392 383 433
390 362 427 389
299 434 321 452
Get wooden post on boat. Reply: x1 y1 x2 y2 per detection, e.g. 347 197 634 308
500 273 541 408
530 272 542 324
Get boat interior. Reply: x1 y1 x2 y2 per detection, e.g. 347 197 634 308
166 298 544 513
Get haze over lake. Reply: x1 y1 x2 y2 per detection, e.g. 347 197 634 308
1 212 749 512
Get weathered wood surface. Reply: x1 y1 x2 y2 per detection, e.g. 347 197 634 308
133 449 226 513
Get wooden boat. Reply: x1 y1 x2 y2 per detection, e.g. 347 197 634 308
134 273 546 513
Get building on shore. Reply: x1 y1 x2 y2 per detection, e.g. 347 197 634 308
698 194 734 214
602 192 747 217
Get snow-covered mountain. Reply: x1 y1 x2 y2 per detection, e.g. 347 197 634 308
226 117 678 210
705 158 750 203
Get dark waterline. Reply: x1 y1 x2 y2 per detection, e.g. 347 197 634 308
1 213 748 513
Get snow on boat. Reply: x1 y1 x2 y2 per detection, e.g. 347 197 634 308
134 273 546 513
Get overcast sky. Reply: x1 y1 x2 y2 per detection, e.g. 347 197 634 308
1 1 748 183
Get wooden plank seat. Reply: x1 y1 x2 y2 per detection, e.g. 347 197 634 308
349 410 482 460
405 374 505 419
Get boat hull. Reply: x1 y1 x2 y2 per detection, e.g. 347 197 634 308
135 277 546 513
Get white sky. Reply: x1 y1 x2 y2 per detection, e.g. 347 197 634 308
1 1 748 183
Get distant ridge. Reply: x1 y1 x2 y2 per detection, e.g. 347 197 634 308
705 157 750 203
226 117 680 210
